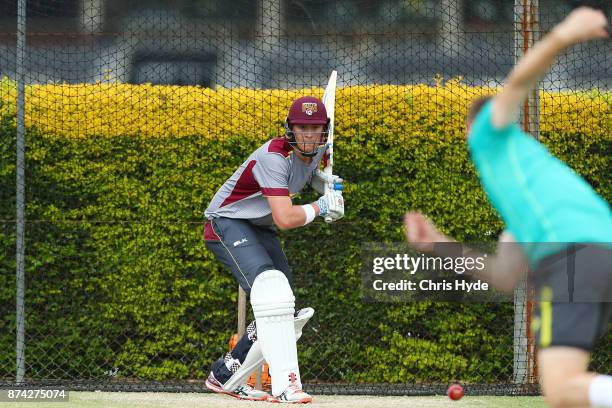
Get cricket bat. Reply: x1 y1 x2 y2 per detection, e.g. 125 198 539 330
322 70 337 224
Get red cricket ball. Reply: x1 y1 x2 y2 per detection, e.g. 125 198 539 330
447 384 464 400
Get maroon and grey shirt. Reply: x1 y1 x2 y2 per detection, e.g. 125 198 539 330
205 138 326 227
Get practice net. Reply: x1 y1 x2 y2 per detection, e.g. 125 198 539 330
0 0 610 396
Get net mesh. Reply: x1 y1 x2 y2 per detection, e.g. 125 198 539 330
0 0 610 396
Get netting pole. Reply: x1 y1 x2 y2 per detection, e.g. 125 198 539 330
15 0 27 385
512 0 539 386
439 0 464 49
79 0 105 34
256 0 284 88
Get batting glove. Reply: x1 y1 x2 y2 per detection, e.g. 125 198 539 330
317 191 344 221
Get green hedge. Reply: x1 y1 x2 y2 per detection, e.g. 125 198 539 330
0 104 609 384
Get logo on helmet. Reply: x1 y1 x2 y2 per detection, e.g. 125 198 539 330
302 102 318 116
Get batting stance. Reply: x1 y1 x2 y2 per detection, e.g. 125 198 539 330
203 96 344 403
405 8 611 408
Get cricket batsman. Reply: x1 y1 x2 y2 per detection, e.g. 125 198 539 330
405 7 611 408
203 96 344 403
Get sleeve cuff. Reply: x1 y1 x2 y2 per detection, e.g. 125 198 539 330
261 187 290 196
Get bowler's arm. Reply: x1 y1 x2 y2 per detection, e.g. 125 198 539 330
457 232 528 293
492 7 608 129
404 212 527 293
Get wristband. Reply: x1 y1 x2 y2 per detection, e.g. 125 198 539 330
301 204 316 225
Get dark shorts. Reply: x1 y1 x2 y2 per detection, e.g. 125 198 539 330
530 244 612 351
204 217 292 295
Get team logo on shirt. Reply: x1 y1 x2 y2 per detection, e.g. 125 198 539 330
302 102 318 116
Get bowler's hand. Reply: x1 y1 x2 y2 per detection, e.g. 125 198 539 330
404 211 452 253
553 7 608 47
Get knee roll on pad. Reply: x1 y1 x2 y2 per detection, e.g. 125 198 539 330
251 270 295 318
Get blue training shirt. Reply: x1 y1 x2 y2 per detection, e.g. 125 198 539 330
467 100 612 266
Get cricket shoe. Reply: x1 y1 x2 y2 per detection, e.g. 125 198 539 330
205 371 269 401
268 385 312 404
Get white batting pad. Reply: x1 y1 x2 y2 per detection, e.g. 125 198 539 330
222 307 314 392
250 270 300 396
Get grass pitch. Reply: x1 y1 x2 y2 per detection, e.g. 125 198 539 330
0 391 546 408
